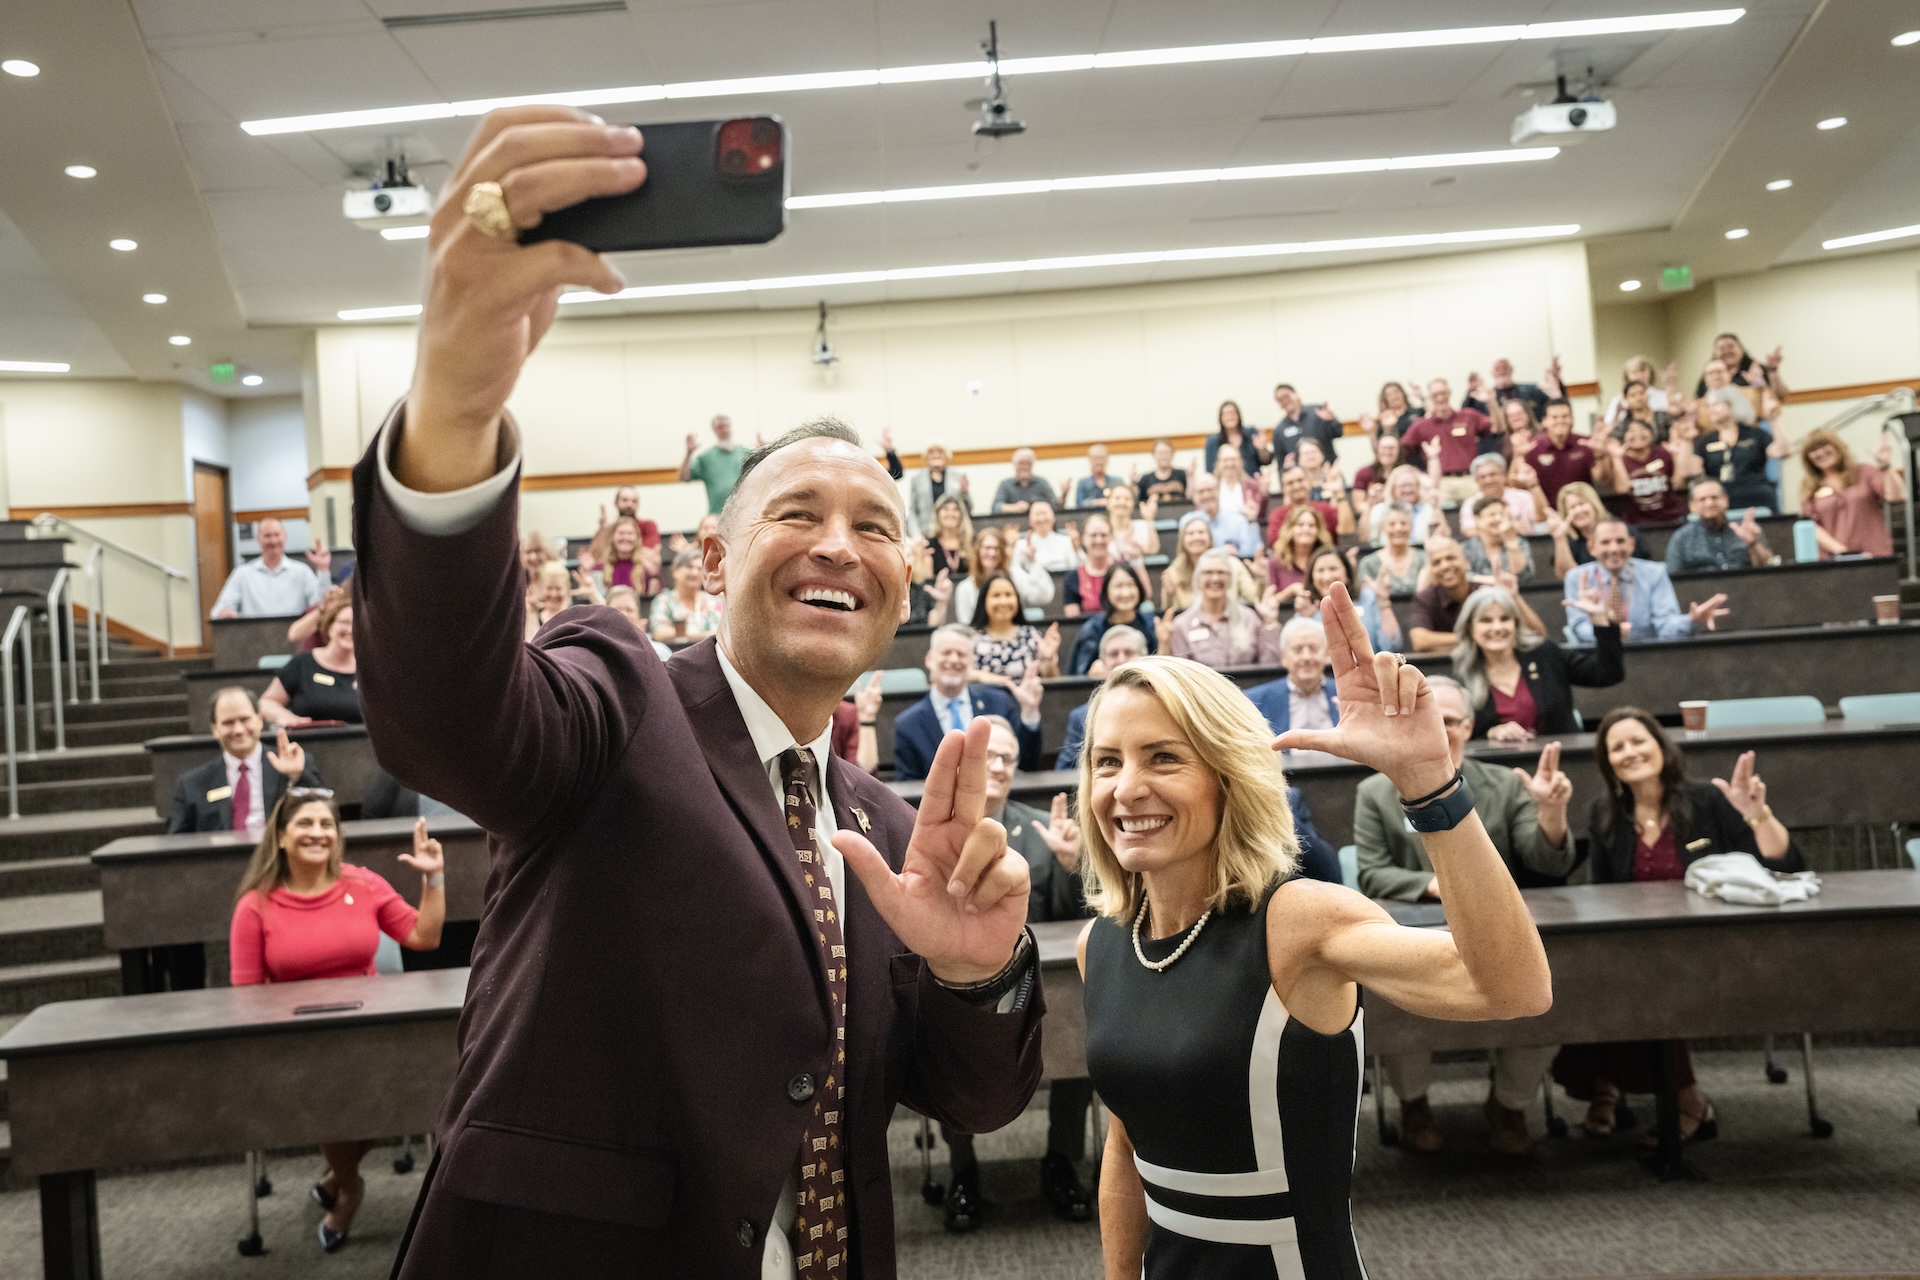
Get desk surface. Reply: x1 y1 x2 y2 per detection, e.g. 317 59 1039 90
0 967 468 1061
93 813 482 866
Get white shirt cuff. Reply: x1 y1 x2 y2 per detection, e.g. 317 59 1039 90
375 406 523 537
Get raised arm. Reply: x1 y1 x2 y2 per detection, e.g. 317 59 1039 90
1271 584 1552 1023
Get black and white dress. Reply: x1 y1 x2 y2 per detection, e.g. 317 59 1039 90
1085 881 1369 1279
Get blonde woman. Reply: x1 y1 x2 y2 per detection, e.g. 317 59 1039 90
1076 586 1552 1280
1105 482 1160 561
1160 515 1259 616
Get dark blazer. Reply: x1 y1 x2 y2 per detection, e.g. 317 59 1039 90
1587 779 1805 884
893 685 1041 781
1244 677 1338 738
1001 799 1093 925
166 753 321 833
1066 608 1157 675
351 434 1043 1279
1055 702 1089 773
1471 626 1624 739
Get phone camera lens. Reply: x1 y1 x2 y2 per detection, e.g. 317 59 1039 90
721 148 748 174
751 120 780 146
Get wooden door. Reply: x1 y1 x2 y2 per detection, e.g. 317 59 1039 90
192 463 233 622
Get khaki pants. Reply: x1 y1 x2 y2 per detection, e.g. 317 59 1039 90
1435 474 1480 507
1385 1045 1559 1112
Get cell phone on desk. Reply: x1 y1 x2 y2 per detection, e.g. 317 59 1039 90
521 117 788 253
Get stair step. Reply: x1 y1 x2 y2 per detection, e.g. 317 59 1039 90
38 693 186 726
31 674 187 700
8 745 151 785
0 891 103 966
0 953 120 1017
34 716 187 748
4 776 154 816
0 856 97 897
0 808 164 864
30 655 210 679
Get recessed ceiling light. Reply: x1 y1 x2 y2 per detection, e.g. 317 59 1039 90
1765 178 1792 191
168 335 191 346
1619 279 1642 291
786 147 1560 210
64 164 96 179
244 7 1747 135
1892 30 1919 47
1725 227 1749 239
0 359 70 373
241 374 264 387
142 292 167 304
1 59 40 78
1823 223 1920 251
109 238 137 252
379 225 432 240
1817 116 1847 130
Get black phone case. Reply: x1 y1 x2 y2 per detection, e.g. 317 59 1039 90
520 117 787 254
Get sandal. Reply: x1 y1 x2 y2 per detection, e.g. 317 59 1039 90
1640 1098 1718 1147
1581 1084 1621 1137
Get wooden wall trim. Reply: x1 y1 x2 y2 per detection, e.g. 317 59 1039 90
235 507 310 524
306 466 352 490
72 603 208 657
20 502 192 519
1784 377 1919 405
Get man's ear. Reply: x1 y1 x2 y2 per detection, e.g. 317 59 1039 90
701 532 726 597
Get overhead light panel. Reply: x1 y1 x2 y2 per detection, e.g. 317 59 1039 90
1823 223 1920 251
109 238 137 251
1765 178 1792 191
1 59 39 78
339 304 427 320
1724 227 1749 239
243 8 1744 135
64 164 96 179
380 225 432 240
142 292 167 304
1892 30 1919 47
1619 279 1642 291
168 335 191 346
242 374 265 386
786 147 1559 210
0 360 70 373
1817 116 1847 130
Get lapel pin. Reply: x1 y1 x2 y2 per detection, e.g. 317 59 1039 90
852 807 871 833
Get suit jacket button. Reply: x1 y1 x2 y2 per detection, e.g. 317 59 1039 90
788 1072 816 1103
736 1219 757 1249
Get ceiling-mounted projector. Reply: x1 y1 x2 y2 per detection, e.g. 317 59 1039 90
344 156 431 222
1512 75 1615 145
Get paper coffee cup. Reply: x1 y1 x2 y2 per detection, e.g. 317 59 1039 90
1679 700 1709 732
1873 594 1900 624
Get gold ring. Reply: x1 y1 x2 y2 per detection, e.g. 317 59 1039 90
462 181 515 242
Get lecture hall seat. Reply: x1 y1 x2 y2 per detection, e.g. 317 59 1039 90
1702 695 1825 730
1838 692 1920 723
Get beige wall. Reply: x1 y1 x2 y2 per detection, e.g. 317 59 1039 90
312 241 1599 538
1592 300 1673 399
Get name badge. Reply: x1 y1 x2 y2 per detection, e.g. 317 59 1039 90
1450 426 1467 436
1538 453 1555 465
1188 626 1211 641
1705 440 1727 452
1815 486 1835 499
206 785 232 802
1686 837 1712 853
1645 458 1664 472
312 671 336 685
1010 826 1022 838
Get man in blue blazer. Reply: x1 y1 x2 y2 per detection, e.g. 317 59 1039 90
1242 617 1343 884
895 625 1044 780
1052 624 1151 771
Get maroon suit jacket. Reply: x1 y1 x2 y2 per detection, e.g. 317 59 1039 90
350 433 1043 1278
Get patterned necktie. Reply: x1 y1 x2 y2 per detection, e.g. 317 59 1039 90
1607 569 1626 625
778 748 848 1277
231 761 251 832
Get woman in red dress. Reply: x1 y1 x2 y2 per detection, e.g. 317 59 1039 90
230 791 448 1252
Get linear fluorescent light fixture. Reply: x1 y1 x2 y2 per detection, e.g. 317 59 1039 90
1822 223 1920 251
788 147 1558 209
247 8 1742 135
0 359 71 373
380 225 432 240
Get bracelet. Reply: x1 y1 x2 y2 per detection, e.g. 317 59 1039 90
859 720 877 728
1398 767 1463 808
935 930 1035 1006
1746 805 1774 829
1402 771 1477 834
425 872 445 888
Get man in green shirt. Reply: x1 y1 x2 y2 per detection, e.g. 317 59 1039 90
1353 676 1575 1157
679 414 749 513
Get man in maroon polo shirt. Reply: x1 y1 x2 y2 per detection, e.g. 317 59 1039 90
1401 378 1490 507
1523 399 1596 508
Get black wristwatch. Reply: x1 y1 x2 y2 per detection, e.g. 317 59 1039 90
1401 768 1476 834
935 929 1036 1009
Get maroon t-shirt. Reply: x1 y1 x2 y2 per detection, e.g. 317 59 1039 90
1401 409 1490 475
1263 500 1340 550
1524 435 1596 506
1617 446 1687 524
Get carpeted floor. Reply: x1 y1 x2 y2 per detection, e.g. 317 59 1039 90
1 1046 1915 1278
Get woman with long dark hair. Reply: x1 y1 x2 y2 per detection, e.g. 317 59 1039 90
230 791 448 1251
970 571 1061 681
1068 562 1157 675
1205 399 1272 479
1553 708 1802 1138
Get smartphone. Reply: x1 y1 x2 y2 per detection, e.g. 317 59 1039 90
521 117 787 254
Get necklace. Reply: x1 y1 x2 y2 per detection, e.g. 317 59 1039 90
1132 900 1213 972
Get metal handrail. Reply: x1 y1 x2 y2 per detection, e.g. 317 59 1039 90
84 544 102 701
45 568 70 752
29 512 191 658
3 604 36 818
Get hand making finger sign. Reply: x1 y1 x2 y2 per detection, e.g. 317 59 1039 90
399 817 447 882
854 673 885 724
1036 793 1083 873
1711 750 1769 819
833 719 1030 983
1512 740 1572 812
266 727 306 779
1688 592 1731 631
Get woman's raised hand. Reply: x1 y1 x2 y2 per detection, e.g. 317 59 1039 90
1712 750 1769 819
1036 792 1083 872
1563 581 1612 622
399 817 446 881
1272 583 1452 796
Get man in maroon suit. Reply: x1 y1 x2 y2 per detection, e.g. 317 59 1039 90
355 105 1043 1278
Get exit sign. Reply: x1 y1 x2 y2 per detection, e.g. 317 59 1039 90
209 362 236 384
1659 266 1693 292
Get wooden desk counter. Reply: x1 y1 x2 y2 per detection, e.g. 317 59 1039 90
208 614 303 672
93 815 489 955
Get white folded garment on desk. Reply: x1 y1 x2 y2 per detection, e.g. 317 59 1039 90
1684 852 1822 906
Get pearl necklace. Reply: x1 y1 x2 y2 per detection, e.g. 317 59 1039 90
1133 901 1213 972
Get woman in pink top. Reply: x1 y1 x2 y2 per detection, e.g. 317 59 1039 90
230 791 447 1252
1798 428 1904 559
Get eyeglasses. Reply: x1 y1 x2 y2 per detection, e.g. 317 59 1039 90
984 751 1019 769
286 787 335 799
1440 717 1472 729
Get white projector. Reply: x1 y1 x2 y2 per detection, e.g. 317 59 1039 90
1511 99 1617 145
343 184 432 221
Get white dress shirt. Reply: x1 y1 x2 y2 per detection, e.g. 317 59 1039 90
375 418 837 1280
928 688 973 733
210 555 324 619
223 744 266 833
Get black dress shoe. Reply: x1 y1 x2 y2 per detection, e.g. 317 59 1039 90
317 1221 349 1253
310 1183 336 1212
943 1168 983 1233
1040 1153 1092 1222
